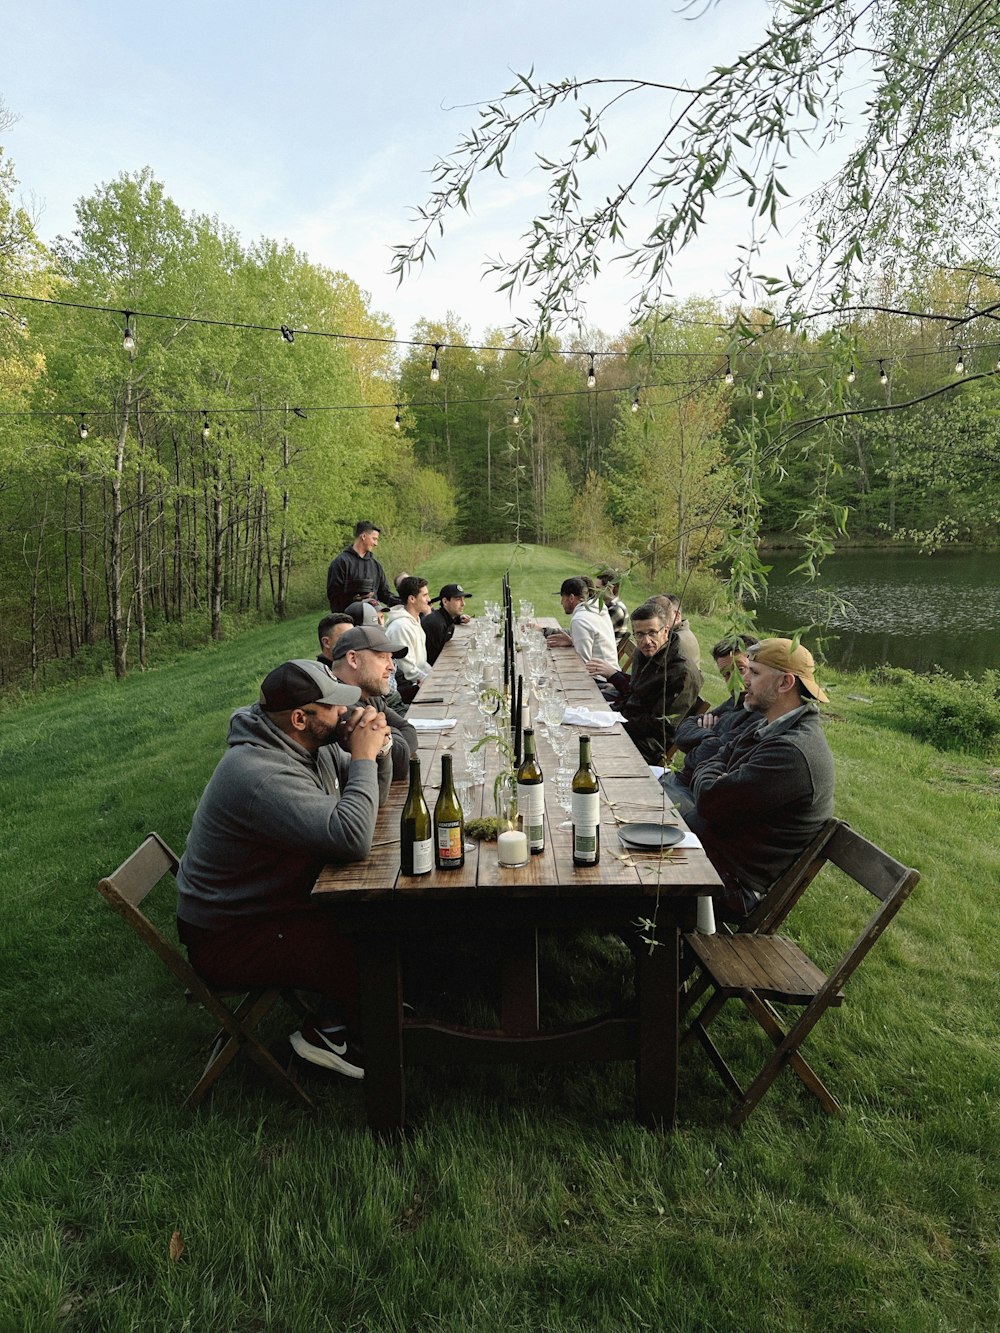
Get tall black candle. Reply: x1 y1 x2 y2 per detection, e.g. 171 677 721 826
513 673 523 767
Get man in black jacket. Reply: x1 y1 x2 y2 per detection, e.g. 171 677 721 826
687 637 835 918
326 522 399 613
422 583 472 665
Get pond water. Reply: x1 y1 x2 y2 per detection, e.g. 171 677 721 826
756 548 999 678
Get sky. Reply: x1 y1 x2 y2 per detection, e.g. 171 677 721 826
2 0 828 342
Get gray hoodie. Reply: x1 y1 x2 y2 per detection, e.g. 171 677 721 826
177 703 388 930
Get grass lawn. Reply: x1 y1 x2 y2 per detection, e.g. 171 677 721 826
2 544 998 1331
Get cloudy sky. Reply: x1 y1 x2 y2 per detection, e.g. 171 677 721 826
3 0 828 341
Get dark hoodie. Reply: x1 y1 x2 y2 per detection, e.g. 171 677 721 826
177 704 388 930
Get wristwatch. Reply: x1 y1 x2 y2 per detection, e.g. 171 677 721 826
377 733 394 759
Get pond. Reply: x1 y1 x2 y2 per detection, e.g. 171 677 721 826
756 547 999 678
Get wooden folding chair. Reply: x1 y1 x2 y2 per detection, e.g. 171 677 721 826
682 820 919 1126
97 833 315 1111
617 634 636 670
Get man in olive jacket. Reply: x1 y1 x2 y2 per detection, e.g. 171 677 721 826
687 638 835 917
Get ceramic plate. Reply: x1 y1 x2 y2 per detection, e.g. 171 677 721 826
618 822 684 850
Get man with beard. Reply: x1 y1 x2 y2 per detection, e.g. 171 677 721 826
326 521 399 613
660 635 757 815
326 624 418 780
587 600 703 764
176 660 393 1079
687 637 835 919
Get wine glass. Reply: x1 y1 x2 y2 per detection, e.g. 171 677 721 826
455 769 478 851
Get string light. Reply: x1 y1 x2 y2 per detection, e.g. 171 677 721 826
631 387 640 412
955 346 965 374
122 312 136 355
846 365 856 384
429 344 441 382
512 395 521 425
280 325 295 344
393 404 401 431
78 413 88 440
587 353 596 389
879 359 888 386
755 385 764 400
724 356 734 386
292 406 307 419
201 411 210 440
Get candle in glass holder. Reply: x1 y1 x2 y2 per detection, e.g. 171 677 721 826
497 829 529 866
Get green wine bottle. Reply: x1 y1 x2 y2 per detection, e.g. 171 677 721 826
571 735 600 867
434 752 465 870
516 727 545 854
400 756 433 876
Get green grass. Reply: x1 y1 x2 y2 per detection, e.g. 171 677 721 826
2 545 999 1331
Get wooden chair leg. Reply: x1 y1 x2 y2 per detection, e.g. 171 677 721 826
742 993 841 1116
184 990 316 1112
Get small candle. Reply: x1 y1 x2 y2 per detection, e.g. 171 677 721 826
497 829 529 866
696 896 716 935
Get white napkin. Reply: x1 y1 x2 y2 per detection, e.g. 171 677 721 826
561 707 625 729
677 830 703 849
409 717 457 732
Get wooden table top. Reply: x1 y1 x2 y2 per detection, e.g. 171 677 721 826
313 622 722 905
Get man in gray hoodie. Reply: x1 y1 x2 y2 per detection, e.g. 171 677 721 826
176 659 393 1079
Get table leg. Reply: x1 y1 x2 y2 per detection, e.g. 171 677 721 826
359 934 405 1135
635 919 680 1130
500 928 539 1035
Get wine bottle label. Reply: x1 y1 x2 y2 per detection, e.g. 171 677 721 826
517 780 545 852
436 822 463 862
410 838 433 875
571 791 600 863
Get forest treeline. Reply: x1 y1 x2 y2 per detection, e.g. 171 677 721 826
2 154 998 688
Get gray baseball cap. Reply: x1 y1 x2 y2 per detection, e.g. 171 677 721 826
331 626 408 660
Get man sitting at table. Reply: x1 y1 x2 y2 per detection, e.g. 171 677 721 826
542 576 619 665
422 583 472 665
326 624 418 780
586 600 703 764
660 635 757 815
384 575 433 703
175 659 393 1079
687 637 835 919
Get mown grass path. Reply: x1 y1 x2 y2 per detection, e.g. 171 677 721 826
2 546 998 1330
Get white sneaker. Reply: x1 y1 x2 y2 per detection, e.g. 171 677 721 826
290 1023 364 1079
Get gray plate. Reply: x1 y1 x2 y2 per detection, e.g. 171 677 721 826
618 822 684 850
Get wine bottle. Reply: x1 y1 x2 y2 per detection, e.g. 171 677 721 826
571 735 600 867
434 752 465 870
516 726 545 854
400 756 433 876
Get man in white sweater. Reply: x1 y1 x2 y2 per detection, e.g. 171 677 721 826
543 576 619 665
384 574 432 702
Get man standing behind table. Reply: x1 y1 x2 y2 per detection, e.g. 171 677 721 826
384 574 433 703
687 638 835 919
542 576 619 665
660 635 757 815
596 569 629 649
175 659 394 1079
422 583 473 665
326 521 400 613
587 600 703 764
325 624 418 780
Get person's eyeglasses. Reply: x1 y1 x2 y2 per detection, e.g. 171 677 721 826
634 629 665 642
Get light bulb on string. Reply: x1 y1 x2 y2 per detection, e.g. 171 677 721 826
631 387 640 413
393 404 401 431
996 355 1000 372
878 359 888 386
846 365 856 384
201 411 211 441
955 346 965 374
587 353 596 389
78 414 88 440
755 385 764 400
280 325 295 344
430 344 441 382
512 396 521 426
724 356 734 386
122 312 136 355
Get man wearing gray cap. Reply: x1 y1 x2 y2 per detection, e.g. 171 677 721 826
176 659 393 1079
328 625 418 780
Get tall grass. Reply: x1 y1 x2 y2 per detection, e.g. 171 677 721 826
2 546 998 1331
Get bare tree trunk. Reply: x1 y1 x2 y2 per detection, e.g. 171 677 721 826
210 452 224 641
109 387 133 679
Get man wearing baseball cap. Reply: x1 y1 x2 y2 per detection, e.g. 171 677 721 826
687 637 835 919
423 583 472 665
328 625 418 779
176 659 393 1080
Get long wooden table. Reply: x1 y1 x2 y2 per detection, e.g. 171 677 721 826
312 623 722 1132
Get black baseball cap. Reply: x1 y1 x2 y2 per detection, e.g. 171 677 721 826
434 583 472 601
331 626 408 660
259 660 361 711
